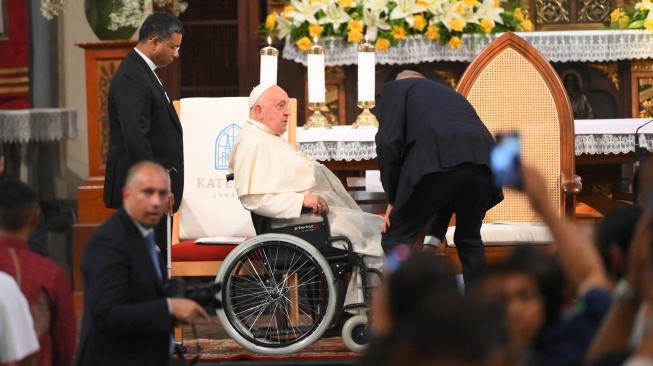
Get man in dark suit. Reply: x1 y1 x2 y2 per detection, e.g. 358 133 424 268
78 161 208 366
376 70 502 284
103 12 184 259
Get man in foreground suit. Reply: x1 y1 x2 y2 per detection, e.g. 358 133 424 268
376 70 502 284
78 161 209 366
103 12 185 260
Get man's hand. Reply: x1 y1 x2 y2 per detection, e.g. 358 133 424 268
381 204 393 233
170 299 210 325
303 195 329 215
0 156 4 175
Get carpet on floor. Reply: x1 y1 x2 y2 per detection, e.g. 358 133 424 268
177 337 360 362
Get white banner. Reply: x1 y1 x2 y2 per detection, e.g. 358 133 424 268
178 97 256 240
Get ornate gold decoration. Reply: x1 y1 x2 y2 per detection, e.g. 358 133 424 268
352 101 379 129
588 62 619 90
98 60 120 164
304 102 332 129
631 60 653 72
591 183 613 199
326 66 345 78
536 0 570 23
576 0 611 22
640 98 653 118
433 69 458 88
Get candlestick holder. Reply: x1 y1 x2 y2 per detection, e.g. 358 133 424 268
352 101 378 128
305 102 332 129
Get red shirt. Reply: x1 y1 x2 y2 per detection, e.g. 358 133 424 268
0 236 76 366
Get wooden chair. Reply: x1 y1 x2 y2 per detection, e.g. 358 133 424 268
443 32 582 270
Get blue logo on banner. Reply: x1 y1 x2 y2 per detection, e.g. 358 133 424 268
215 123 240 170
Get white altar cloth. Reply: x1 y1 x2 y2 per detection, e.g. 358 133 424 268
297 119 653 161
0 108 78 143
283 30 653 66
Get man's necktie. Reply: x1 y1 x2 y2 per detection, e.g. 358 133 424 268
145 232 163 281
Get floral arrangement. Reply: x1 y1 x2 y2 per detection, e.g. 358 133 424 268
40 0 188 30
609 0 653 30
262 0 533 50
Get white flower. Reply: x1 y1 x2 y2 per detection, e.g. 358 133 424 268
475 0 505 25
420 0 447 17
362 7 391 41
390 0 427 27
635 0 653 18
40 0 188 23
276 14 293 40
364 0 390 13
317 2 352 29
287 0 323 26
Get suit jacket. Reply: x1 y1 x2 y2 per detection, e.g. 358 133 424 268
103 49 184 212
76 208 172 366
376 78 502 213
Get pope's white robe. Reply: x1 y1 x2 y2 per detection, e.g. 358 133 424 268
228 119 384 309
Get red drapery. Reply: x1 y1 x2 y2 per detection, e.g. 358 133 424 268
0 0 30 109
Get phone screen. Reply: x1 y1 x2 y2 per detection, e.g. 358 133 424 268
490 132 522 188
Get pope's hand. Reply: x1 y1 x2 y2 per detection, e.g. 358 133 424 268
303 195 329 215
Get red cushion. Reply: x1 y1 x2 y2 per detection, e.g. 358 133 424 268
171 240 239 262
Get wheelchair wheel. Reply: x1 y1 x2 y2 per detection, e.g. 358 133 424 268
216 234 336 354
341 314 369 353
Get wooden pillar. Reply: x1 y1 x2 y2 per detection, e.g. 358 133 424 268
72 41 136 300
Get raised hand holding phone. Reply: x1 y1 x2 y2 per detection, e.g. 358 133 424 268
490 132 523 189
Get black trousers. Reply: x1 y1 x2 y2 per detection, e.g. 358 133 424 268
381 164 493 284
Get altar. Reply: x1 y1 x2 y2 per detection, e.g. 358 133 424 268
296 119 650 211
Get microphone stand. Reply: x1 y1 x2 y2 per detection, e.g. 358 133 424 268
635 119 653 168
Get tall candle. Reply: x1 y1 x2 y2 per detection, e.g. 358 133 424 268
307 37 325 103
260 36 279 85
358 35 375 102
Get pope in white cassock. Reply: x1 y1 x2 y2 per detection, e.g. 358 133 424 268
228 84 385 309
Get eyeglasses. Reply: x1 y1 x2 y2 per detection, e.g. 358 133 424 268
151 36 181 53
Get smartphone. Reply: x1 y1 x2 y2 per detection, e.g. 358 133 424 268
490 132 523 188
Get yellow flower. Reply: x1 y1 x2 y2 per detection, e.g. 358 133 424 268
494 0 500 6
517 19 533 31
449 36 462 49
463 0 480 7
348 20 364 33
610 8 624 22
480 19 493 33
645 18 653 30
413 15 427 31
376 38 391 50
449 18 465 32
296 37 313 51
618 15 630 29
282 6 295 18
391 25 407 40
454 3 464 13
348 30 364 42
310 0 322 3
426 25 441 40
417 0 430 6
265 13 276 31
309 24 324 37
338 0 354 7
514 7 524 21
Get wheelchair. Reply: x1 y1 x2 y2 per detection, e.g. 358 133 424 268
215 185 383 355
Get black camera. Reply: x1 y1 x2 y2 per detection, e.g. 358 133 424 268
166 278 222 309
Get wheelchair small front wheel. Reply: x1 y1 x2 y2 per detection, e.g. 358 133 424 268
341 314 369 353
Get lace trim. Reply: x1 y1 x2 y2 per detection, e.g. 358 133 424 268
0 109 78 143
283 30 653 66
575 134 653 155
298 141 377 161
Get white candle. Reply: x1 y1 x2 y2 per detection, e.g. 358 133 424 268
260 36 278 85
307 37 325 103
358 36 375 102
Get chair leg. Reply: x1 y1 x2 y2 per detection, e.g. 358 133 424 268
175 324 184 343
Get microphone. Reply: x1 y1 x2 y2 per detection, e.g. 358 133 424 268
635 119 653 167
